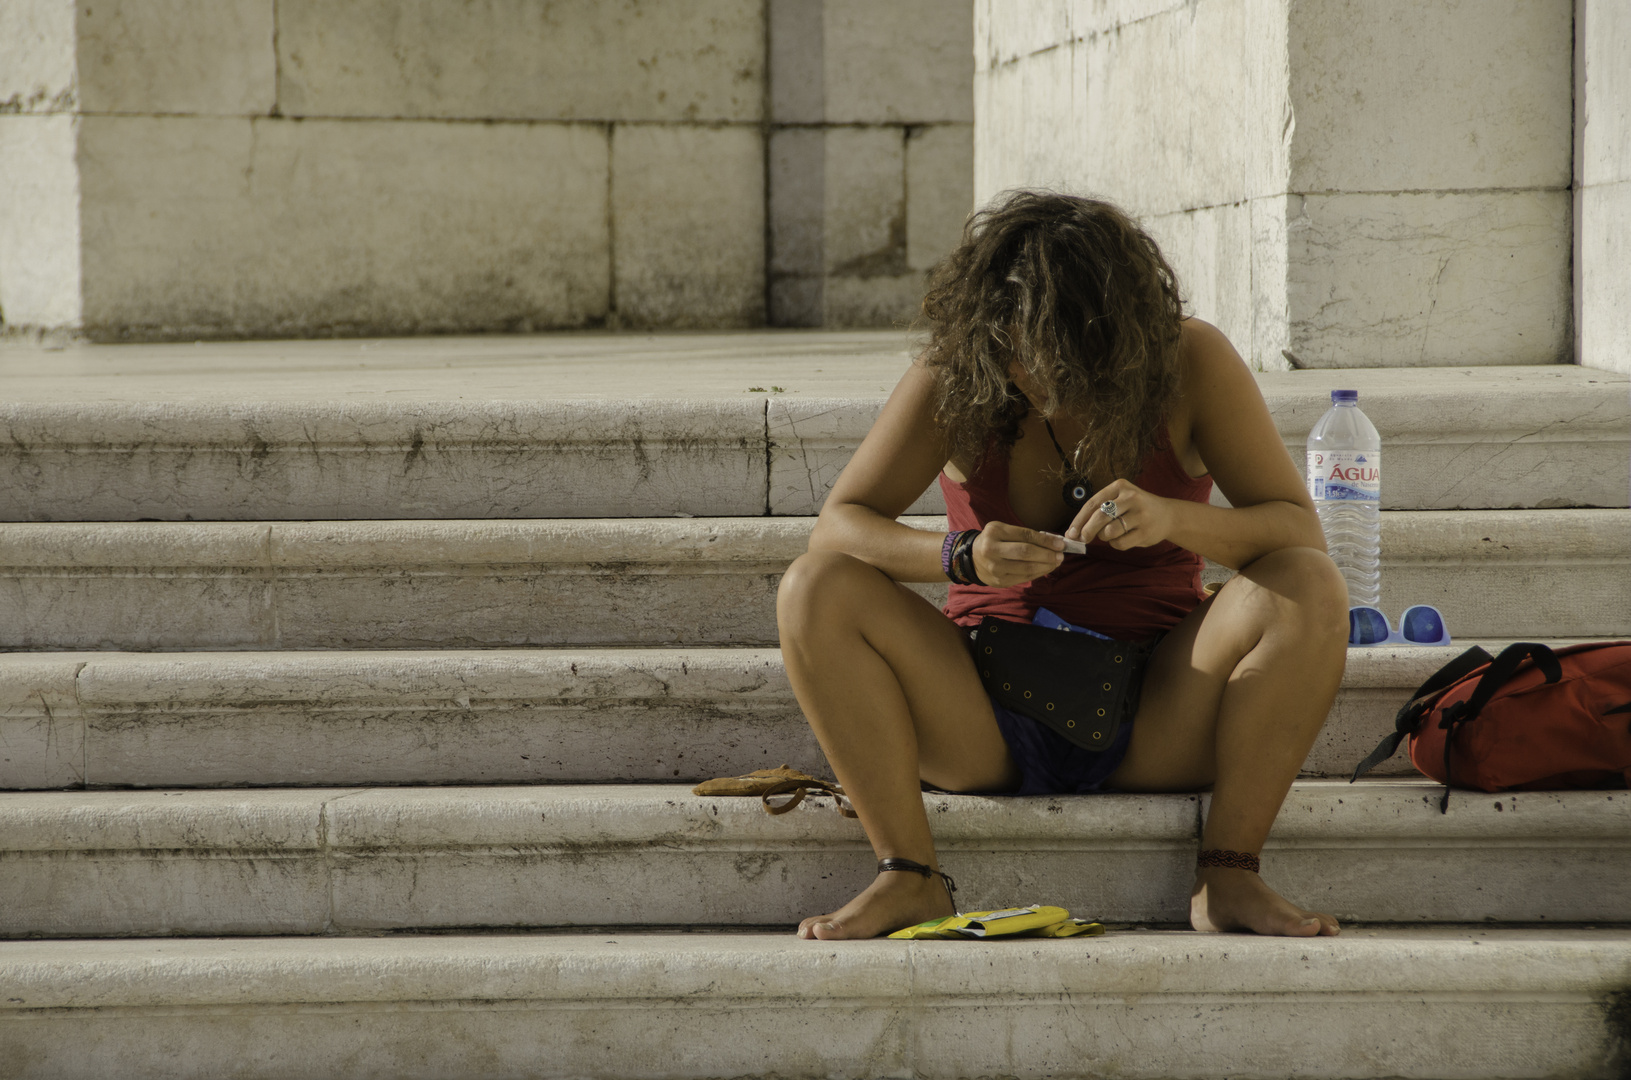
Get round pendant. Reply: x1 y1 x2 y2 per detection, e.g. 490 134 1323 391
1063 480 1091 509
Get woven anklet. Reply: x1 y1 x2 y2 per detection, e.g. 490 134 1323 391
878 857 958 907
1196 848 1260 873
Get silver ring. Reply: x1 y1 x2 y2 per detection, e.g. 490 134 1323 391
1100 499 1119 519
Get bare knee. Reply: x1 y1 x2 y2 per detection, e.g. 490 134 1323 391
1226 547 1349 651
775 549 881 645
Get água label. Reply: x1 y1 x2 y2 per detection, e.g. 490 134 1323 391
1307 450 1380 502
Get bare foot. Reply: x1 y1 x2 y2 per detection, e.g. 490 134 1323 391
1190 867 1340 937
797 869 956 940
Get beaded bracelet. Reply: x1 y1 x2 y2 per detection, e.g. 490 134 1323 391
948 529 985 586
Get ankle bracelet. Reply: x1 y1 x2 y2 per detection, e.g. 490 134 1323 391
1197 848 1260 873
878 857 958 907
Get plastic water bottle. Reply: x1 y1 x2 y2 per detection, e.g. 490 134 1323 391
1306 390 1380 606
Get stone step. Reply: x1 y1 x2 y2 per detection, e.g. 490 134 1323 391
2 510 1626 650
0 642 1553 790
2 929 1626 1080
1 781 1625 937
2 335 1626 519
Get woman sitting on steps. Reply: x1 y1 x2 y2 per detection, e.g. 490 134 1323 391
776 191 1349 940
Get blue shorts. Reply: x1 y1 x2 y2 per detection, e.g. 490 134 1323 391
989 698 1136 795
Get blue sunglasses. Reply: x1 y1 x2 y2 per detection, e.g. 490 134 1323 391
1348 605 1452 647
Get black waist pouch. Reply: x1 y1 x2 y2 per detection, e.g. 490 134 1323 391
969 616 1154 752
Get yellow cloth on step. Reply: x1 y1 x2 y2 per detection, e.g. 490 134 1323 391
887 905 1104 940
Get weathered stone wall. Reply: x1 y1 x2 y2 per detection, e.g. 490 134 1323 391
0 0 972 340
975 0 1576 370
1576 0 1630 374
767 0 974 326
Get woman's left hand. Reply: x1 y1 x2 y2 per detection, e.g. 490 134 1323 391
1065 479 1176 550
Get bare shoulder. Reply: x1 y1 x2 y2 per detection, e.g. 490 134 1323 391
1174 318 1308 509
823 358 953 517
1169 319 1260 472
1177 318 1253 392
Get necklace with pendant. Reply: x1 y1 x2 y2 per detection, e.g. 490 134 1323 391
1043 417 1092 510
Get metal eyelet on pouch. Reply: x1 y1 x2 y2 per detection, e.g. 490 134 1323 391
984 646 992 655
1067 719 1076 728
1003 682 1011 691
1046 702 1055 710
1092 730 1102 740
1097 708 1106 717
1023 690 1032 699
1102 682 1112 691
983 669 991 678
1115 655 1123 663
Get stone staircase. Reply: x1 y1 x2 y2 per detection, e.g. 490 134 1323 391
1 331 1628 1079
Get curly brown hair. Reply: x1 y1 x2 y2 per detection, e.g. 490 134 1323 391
919 190 1185 484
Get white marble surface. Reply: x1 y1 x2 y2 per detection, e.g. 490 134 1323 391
0 335 1624 517
0 927 1624 1079
0 511 1625 651
276 0 764 123
1 781 1626 938
0 641 1545 790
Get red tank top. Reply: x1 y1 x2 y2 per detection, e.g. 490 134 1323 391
939 439 1214 642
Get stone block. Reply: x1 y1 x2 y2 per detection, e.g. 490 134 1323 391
2 932 1628 1080
769 128 826 279
769 399 946 515
1077 0 1262 215
1014 39 1085 196
974 0 1071 71
824 127 907 274
1285 190 1571 367
1247 193 1293 368
0 656 84 790
1237 782 1631 923
823 274 925 327
612 124 765 329
906 125 973 271
1142 202 1254 362
0 790 329 936
1581 0 1631 186
1287 0 1572 192
76 116 610 337
0 521 276 650
822 0 974 123
0 115 81 329
75 0 276 116
73 649 820 788
767 0 825 124
276 0 764 122
0 0 76 113
317 786 1196 928
1379 510 1631 639
1579 180 1631 374
4 511 1623 651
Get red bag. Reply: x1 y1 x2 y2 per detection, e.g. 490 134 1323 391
1353 641 1631 811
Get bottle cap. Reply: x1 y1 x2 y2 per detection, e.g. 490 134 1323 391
1331 389 1358 403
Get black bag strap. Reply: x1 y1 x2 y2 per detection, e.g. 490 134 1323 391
1434 642 1562 812
1350 645 1494 783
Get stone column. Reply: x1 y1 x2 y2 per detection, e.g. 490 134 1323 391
975 0 1574 370
768 0 975 326
1577 0 1630 374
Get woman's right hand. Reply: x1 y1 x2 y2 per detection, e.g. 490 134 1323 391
972 522 1066 587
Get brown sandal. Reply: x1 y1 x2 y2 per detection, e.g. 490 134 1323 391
691 765 858 818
